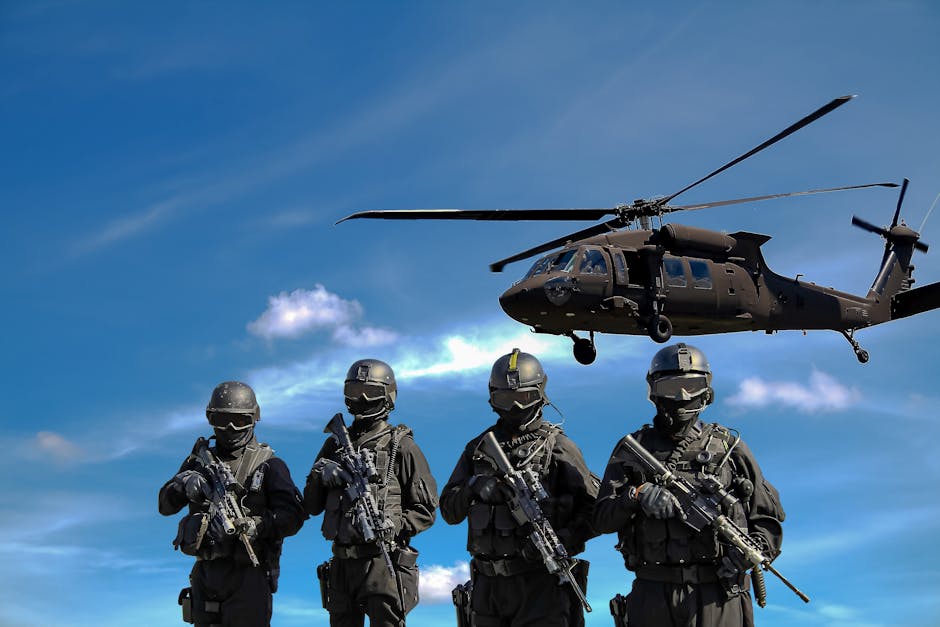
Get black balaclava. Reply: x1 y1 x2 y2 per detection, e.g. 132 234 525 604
652 396 707 439
494 404 544 435
213 425 255 454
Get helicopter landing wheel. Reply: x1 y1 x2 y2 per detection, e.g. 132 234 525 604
648 315 673 343
573 337 597 365
840 330 869 364
856 349 870 364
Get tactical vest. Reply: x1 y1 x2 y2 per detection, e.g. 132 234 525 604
184 439 276 563
617 422 750 569
321 423 411 545
466 423 563 558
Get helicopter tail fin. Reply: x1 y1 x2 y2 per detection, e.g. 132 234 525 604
891 280 940 320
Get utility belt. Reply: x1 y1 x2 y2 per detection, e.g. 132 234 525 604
634 563 750 594
331 542 389 560
471 555 545 578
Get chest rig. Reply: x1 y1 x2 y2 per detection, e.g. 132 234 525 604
323 423 410 545
620 422 749 569
466 423 560 558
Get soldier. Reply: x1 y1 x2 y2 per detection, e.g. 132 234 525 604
440 349 598 627
159 381 306 627
305 359 438 627
594 343 786 627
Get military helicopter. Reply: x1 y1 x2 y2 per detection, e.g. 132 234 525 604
338 96 940 364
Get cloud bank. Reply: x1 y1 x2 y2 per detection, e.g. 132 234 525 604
726 369 860 413
247 284 398 347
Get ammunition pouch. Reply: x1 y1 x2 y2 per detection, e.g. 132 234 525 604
316 560 331 609
178 587 194 624
173 513 209 557
718 571 750 599
609 593 628 627
451 579 472 627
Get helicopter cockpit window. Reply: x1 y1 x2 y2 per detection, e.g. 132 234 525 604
550 249 578 273
689 259 713 289
578 249 608 276
524 255 554 279
663 257 687 288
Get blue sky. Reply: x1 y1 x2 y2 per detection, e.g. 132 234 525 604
2 2 940 625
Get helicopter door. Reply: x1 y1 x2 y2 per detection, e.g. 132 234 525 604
574 246 611 299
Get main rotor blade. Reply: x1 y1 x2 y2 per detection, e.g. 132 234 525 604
671 182 900 213
659 95 856 206
489 219 621 272
336 208 617 224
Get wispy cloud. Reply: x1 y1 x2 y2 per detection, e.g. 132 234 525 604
726 369 860 413
33 430 85 463
419 561 470 604
247 284 397 347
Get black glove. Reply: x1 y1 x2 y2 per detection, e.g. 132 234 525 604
469 475 512 504
174 470 209 503
315 459 353 489
633 483 685 520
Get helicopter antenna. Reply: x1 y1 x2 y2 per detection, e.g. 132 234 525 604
919 191 940 233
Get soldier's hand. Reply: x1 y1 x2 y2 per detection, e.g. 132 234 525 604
315 459 353 489
236 516 264 541
469 475 512 504
174 470 209 503
633 483 685 520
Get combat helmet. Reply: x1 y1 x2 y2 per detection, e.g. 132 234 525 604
206 381 260 430
646 343 714 427
489 348 548 432
344 358 397 420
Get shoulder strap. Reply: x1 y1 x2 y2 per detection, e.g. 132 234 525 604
236 443 275 486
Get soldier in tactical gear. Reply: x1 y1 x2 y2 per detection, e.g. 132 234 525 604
594 344 785 627
305 359 438 627
440 349 598 627
159 381 307 627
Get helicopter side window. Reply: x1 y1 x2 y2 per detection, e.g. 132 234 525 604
663 257 687 288
578 249 608 276
689 259 713 289
612 251 628 284
550 249 578 273
624 251 649 286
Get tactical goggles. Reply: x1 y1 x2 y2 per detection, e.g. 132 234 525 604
207 411 255 431
344 381 387 402
649 374 709 401
489 387 544 411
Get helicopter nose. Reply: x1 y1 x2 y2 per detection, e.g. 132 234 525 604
498 283 532 323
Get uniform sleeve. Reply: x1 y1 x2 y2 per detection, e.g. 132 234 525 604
733 439 785 559
551 435 599 552
396 435 438 538
303 440 335 517
592 439 642 534
439 446 475 525
158 456 199 516
259 457 307 541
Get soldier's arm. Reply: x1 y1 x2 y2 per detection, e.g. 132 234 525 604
732 439 785 558
439 447 475 525
158 456 199 516
591 439 642 534
303 440 335 517
259 457 307 540
551 434 600 553
396 435 439 538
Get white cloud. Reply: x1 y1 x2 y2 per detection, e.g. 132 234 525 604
247 284 399 347
419 561 470 604
33 431 85 463
726 369 860 413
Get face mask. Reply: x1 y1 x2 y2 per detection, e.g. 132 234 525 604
214 426 254 453
495 404 543 434
652 397 705 437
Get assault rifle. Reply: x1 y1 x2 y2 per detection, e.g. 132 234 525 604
476 431 592 612
194 442 260 567
617 434 810 606
324 412 396 576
